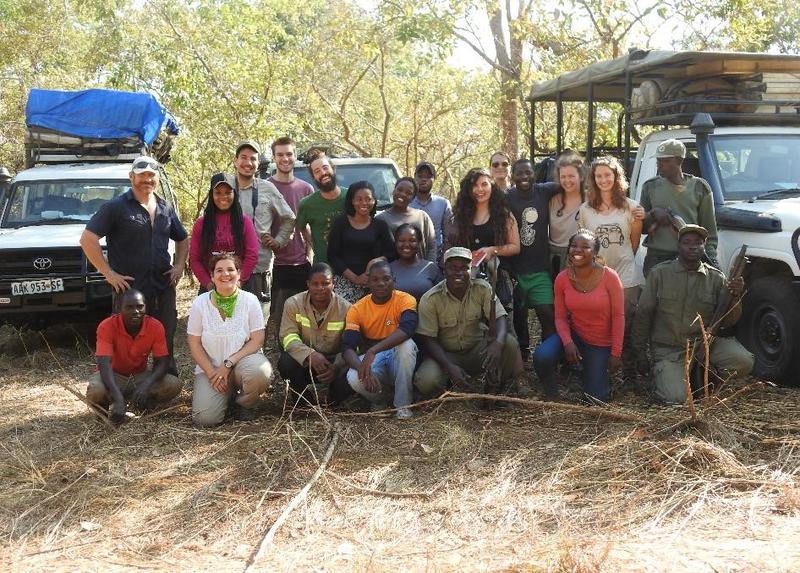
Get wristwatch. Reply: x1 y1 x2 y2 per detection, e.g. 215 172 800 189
223 358 235 368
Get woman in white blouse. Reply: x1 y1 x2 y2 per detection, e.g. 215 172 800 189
188 253 272 426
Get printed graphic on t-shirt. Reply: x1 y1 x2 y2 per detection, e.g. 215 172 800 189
520 207 538 246
593 223 626 249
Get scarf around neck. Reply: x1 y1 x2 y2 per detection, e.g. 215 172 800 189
212 288 238 319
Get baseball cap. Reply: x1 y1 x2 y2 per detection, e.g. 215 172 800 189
678 224 708 240
210 172 232 190
131 156 160 175
236 140 261 156
655 139 687 159
414 161 436 178
443 246 472 262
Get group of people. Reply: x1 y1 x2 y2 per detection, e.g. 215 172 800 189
79 136 755 426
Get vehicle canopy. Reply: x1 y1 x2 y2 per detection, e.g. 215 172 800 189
528 49 800 166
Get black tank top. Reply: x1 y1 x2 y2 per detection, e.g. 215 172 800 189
471 221 496 249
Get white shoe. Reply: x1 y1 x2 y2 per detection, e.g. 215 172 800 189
395 407 414 419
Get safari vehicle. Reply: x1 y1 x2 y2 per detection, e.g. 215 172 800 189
0 88 179 328
529 49 800 384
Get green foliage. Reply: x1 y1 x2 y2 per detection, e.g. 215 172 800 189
1 0 799 213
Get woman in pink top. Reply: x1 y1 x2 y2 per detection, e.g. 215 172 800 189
190 173 259 293
533 229 624 402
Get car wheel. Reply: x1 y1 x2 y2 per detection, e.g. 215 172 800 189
739 276 800 385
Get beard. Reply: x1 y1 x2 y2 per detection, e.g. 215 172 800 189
316 171 337 192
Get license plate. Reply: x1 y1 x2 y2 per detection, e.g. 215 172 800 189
11 278 65 296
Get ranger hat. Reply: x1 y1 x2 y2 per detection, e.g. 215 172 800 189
131 156 160 175
443 246 473 262
414 161 436 178
235 140 261 156
678 224 708 240
655 139 687 159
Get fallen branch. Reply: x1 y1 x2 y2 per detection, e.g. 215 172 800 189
243 426 339 572
38 333 115 429
337 391 643 423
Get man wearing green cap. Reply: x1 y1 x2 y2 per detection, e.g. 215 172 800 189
414 246 522 397
640 138 719 276
631 225 753 404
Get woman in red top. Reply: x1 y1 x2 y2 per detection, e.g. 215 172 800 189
190 173 259 293
533 229 624 402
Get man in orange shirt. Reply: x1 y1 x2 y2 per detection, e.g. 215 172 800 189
342 261 418 418
86 289 182 424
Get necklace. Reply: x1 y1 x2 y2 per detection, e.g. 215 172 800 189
568 266 602 293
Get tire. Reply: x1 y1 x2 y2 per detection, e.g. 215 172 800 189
738 276 800 385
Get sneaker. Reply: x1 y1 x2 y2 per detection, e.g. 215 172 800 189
396 407 414 419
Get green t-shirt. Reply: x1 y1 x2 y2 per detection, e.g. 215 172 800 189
296 188 347 264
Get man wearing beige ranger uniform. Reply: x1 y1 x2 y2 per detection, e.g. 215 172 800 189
414 247 522 397
278 263 351 405
632 225 753 404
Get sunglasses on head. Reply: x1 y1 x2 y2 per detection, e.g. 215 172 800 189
133 159 159 170
492 161 509 168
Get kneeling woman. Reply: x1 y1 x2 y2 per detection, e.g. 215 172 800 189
188 253 272 426
533 230 624 402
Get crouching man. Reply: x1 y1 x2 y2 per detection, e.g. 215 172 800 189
86 289 181 423
414 247 522 397
342 261 418 419
278 263 352 405
631 225 753 404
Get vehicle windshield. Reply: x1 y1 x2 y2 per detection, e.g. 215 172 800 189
293 164 399 205
713 134 800 201
2 180 130 228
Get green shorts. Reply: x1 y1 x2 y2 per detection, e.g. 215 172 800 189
515 271 554 306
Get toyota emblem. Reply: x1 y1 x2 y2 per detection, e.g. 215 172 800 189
33 257 53 270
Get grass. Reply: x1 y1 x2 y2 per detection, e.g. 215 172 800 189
1 281 799 572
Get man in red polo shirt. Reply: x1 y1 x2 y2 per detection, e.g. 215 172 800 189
86 289 182 423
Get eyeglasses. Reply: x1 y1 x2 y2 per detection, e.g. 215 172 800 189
492 161 509 168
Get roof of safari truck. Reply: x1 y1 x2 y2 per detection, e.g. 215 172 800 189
13 162 134 182
529 49 800 102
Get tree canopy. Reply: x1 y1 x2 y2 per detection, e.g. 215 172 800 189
1 0 797 210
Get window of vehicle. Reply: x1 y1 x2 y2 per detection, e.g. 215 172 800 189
712 135 800 200
293 164 399 205
2 180 129 228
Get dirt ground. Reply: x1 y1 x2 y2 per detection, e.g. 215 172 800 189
1 282 799 572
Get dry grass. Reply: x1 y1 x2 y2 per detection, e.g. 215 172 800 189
1 283 799 572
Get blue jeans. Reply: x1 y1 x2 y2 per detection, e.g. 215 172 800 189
347 339 417 408
533 333 611 401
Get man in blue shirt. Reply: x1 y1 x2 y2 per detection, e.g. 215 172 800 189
410 161 452 262
81 156 189 370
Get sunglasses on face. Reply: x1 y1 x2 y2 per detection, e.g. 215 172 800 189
492 161 509 168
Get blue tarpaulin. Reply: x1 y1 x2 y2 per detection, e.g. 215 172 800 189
26 88 179 145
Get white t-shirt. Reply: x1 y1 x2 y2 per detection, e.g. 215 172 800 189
578 197 644 288
187 290 266 374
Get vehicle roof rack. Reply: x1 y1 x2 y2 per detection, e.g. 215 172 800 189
527 49 800 165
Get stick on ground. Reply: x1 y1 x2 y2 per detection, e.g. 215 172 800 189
243 426 340 572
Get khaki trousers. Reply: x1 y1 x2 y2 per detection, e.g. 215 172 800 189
86 370 181 408
414 334 520 396
651 337 754 404
192 353 272 427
